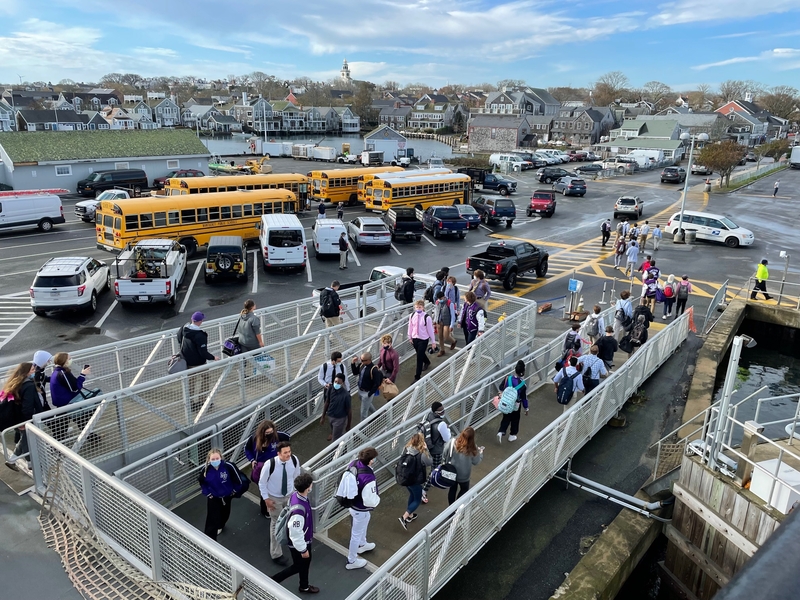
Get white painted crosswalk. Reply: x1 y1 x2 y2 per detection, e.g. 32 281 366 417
0 294 35 350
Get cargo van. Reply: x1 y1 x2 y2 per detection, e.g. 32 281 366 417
311 218 347 257
259 214 307 270
489 153 529 170
76 168 148 197
0 192 66 233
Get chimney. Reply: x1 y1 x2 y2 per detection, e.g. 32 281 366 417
242 91 248 106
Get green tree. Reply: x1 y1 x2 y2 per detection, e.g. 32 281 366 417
756 139 791 163
696 141 746 187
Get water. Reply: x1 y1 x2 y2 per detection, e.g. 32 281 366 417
205 133 455 161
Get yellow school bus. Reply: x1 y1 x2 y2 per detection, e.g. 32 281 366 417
96 189 297 255
357 167 452 203
365 172 472 212
162 173 308 208
308 166 404 206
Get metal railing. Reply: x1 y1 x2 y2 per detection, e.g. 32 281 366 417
115 296 539 507
724 159 786 187
702 279 729 334
24 424 297 600
729 276 800 309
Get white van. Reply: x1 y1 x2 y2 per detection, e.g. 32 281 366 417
312 218 346 257
489 153 529 170
0 192 66 233
664 211 754 248
259 214 307 270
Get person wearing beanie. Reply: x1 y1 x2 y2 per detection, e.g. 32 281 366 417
497 360 528 443
751 259 771 301
177 311 219 411
32 350 53 405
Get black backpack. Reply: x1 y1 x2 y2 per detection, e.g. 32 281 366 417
320 289 338 318
556 368 580 405
423 284 435 303
633 305 651 329
395 450 424 487
631 324 647 344
677 283 689 300
394 283 403 301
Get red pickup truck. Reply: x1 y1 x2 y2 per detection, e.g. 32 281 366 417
526 190 556 218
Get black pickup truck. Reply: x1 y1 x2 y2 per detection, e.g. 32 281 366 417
465 240 549 290
457 168 517 196
383 207 423 242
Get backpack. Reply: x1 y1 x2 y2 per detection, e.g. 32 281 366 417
498 376 525 414
677 283 689 300
631 324 647 344
274 502 306 546
334 464 372 508
564 331 581 352
429 442 458 489
556 368 580 405
633 305 651 329
663 285 674 299
586 316 599 337
260 455 300 488
601 221 610 233
418 414 444 450
320 289 338 318
394 283 403 301
423 283 436 303
395 450 424 487
615 307 632 329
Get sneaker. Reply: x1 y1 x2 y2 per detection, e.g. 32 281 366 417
5 460 19 472
421 491 429 504
299 586 320 594
357 542 376 553
346 558 367 570
399 516 408 530
406 513 418 522
662 315 668 320
508 435 518 442
217 528 223 535
497 432 503 443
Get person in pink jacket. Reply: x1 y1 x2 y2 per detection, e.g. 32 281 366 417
408 300 438 381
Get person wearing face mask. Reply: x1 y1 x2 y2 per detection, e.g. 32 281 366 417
345 447 380 570
318 351 350 440
408 299 438 382
351 352 386 422
324 373 351 441
244 419 290 517
49 352 101 441
377 334 400 383
2 362 49 471
198 448 248 540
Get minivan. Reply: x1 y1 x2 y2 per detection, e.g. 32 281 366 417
0 192 66 233
312 218 347 256
259 214 307 270
664 211 754 248
77 169 148 197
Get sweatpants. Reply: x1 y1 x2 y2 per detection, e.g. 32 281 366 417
204 496 232 540
347 509 371 563
498 407 522 436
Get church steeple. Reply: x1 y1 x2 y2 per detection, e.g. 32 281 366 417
341 59 352 83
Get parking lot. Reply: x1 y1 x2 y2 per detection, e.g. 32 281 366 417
1 157 796 364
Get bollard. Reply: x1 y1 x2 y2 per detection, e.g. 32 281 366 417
610 278 616 303
599 281 608 305
628 276 634 294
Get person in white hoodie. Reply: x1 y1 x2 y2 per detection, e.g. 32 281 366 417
580 305 605 344
343 447 381 570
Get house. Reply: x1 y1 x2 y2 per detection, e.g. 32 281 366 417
645 112 729 141
126 100 156 121
271 101 305 132
206 113 242 133
609 119 680 141
127 112 159 130
16 109 88 131
601 137 685 160
0 99 14 131
467 115 531 153
379 106 412 130
333 107 360 133
0 129 210 192
407 96 455 131
83 111 111 130
525 115 554 144
549 107 613 145
181 104 223 130
524 88 561 115
101 107 135 130
724 111 768 147
714 96 787 142
317 107 340 132
148 97 181 127
60 91 121 110
478 88 560 117
363 125 408 159
250 98 282 134
304 107 326 132
600 118 684 159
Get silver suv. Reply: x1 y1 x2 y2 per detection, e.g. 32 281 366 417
613 196 644 219
30 257 110 316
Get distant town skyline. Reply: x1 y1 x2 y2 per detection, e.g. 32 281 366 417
0 1 799 89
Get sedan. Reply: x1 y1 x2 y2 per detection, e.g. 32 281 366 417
455 204 481 229
152 169 205 189
347 217 392 250
574 163 604 175
691 164 713 175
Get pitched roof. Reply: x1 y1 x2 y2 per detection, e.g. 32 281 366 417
526 88 559 106
469 115 529 128
364 124 406 140
611 138 683 151
208 114 238 124
635 119 679 137
640 113 720 127
380 106 412 117
18 109 88 124
525 115 554 125
581 108 604 123
270 101 296 111
0 129 210 163
734 99 761 114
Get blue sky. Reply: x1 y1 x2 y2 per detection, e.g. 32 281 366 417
0 0 799 90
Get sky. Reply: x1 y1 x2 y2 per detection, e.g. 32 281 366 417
0 0 799 91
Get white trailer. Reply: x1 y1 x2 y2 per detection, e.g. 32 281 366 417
312 146 337 162
361 150 384 166
248 138 293 157
292 144 315 160
626 149 665 166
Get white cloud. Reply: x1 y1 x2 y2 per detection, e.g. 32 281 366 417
710 31 763 39
693 56 760 70
650 0 799 26
692 47 800 70
132 47 179 59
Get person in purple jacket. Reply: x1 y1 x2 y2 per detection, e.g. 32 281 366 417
346 447 381 570
198 448 247 540
244 419 291 517
49 352 100 441
272 473 319 594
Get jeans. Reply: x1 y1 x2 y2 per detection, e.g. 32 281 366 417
464 329 478 346
406 484 423 514
358 390 377 421
204 496 232 540
412 337 431 379
347 509 371 563
448 480 470 505
663 298 675 317
273 546 312 590
614 253 624 267
267 495 289 558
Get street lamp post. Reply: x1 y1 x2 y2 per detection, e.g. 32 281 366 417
675 131 709 243
778 250 790 307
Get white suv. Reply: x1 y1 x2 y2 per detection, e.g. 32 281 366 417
30 257 110 316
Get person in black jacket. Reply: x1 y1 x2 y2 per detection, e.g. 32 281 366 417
3 362 49 471
399 267 416 305
320 281 342 328
351 352 385 422
177 312 219 412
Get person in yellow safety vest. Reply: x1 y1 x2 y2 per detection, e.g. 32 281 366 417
750 259 772 301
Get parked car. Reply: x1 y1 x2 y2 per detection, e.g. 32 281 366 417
77 169 148 197
745 151 757 162
574 163 604 175
537 167 572 184
613 196 644 219
454 204 481 229
347 216 392 250
535 153 561 165
30 256 110 316
552 176 587 197
153 169 205 189
383 207 423 241
660 166 687 183
584 152 601 161
690 164 713 175
205 236 247 283
419 205 468 239
527 190 556 218
511 152 548 168
466 240 549 290
75 189 131 223
471 196 516 227
664 211 754 248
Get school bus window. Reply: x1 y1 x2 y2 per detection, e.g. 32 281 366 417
209 207 220 220
154 212 167 227
221 206 231 219
140 214 154 229
168 210 180 225
232 205 242 218
245 185 253 190
200 187 209 193
188 189 197 194
181 209 196 223
115 217 122 229
253 203 263 216
197 208 209 222
103 215 113 228
283 202 294 213
244 204 253 217
171 189 182 196
125 215 139 230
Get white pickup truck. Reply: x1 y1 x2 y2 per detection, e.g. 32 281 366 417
112 239 187 306
74 188 132 223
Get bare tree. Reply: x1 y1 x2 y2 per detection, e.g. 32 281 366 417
496 79 526 91
759 86 799 120
99 73 125 86
592 71 630 106
547 86 590 102
351 81 378 127
382 80 400 91
641 81 673 110
718 79 764 103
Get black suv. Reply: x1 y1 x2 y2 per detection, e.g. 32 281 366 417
660 167 686 184
205 236 247 283
77 169 148 196
537 167 571 184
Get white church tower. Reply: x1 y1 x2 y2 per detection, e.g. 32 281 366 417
340 59 352 84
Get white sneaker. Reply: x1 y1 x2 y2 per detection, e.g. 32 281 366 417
346 558 367 570
662 315 668 320
357 542 376 553
217 528 223 535
508 435 518 442
497 432 503 443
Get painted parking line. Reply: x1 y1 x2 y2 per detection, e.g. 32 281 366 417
0 235 98 251
250 250 259 294
348 247 362 267
422 235 437 247
489 233 572 249
95 300 118 328
179 262 203 314
391 244 402 256
305 255 313 283
478 225 493 233
0 246 97 262
0 297 35 351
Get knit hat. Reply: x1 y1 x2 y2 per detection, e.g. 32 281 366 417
32 350 52 368
667 274 675 284
191 311 205 322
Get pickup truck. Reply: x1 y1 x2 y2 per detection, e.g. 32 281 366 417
457 168 517 196
466 240 549 290
112 239 187 306
75 188 131 223
417 205 468 239
384 207 423 242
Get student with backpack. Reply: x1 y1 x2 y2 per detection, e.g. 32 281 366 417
342 447 380 570
257 441 302 566
661 274 677 320
497 360 528 443
613 290 633 342
563 322 583 354
271 473 319 594
577 346 608 394
596 326 619 370
675 275 692 317
408 300 438 381
613 236 627 269
553 356 584 412
198 448 250 541
320 281 343 328
640 273 660 312
581 305 604 344
396 267 416 305
448 427 483 505
444 276 460 315
420 401 453 504
396 432 433 529
245 419 291 516
623 315 649 355
434 291 457 356
351 352 386 421
633 302 654 329
459 291 486 345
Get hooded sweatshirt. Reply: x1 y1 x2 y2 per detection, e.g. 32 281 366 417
237 311 262 352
